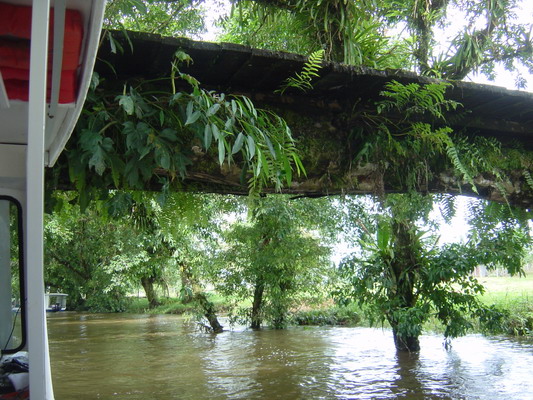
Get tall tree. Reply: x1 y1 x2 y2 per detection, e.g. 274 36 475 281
338 193 530 351
333 79 532 351
215 195 333 329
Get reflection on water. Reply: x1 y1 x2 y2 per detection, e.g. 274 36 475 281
47 313 533 400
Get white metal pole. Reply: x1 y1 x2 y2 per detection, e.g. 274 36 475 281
0 200 12 351
26 0 54 399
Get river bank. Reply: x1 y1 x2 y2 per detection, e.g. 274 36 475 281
122 275 532 337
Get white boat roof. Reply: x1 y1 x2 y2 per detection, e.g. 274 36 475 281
0 0 105 193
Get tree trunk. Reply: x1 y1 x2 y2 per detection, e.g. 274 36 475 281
251 281 264 329
194 293 224 333
179 262 195 304
272 282 290 329
141 276 160 308
393 329 420 352
179 261 223 333
386 195 424 352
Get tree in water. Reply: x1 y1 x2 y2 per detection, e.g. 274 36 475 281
215 195 333 329
332 80 532 351
339 193 530 352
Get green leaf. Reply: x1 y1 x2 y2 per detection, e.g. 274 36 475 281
108 33 117 54
377 220 391 253
124 159 140 187
138 145 151 160
79 129 102 152
109 155 124 188
225 117 234 131
156 148 171 170
212 123 221 140
283 156 292 186
218 138 226 165
117 95 134 115
88 146 107 175
170 92 182 105
122 121 151 151
206 103 221 117
247 135 256 160
101 137 114 152
185 110 201 126
264 135 277 159
186 101 194 119
255 149 263 177
160 128 177 141
232 132 245 154
174 50 193 65
90 72 100 91
204 124 212 149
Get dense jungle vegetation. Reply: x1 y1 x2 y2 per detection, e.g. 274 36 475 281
42 0 533 351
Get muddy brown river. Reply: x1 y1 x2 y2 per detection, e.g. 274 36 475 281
47 313 533 399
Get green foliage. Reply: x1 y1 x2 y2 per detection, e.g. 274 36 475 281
44 194 136 311
213 195 333 328
337 188 531 350
277 50 324 94
225 1 532 86
219 2 317 55
336 78 532 350
381 0 533 83
339 193 507 345
104 0 205 38
466 199 532 276
224 0 411 67
356 80 466 193
377 81 460 120
44 190 240 312
69 54 304 207
355 80 531 196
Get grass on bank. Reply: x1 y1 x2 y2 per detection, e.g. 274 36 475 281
124 275 532 336
475 275 533 336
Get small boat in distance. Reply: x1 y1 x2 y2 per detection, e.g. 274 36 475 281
45 293 68 312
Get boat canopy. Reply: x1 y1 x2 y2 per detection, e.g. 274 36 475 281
0 0 105 196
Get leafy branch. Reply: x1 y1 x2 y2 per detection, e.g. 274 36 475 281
68 51 305 208
276 49 324 94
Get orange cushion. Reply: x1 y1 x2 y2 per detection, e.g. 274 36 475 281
0 2 84 103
